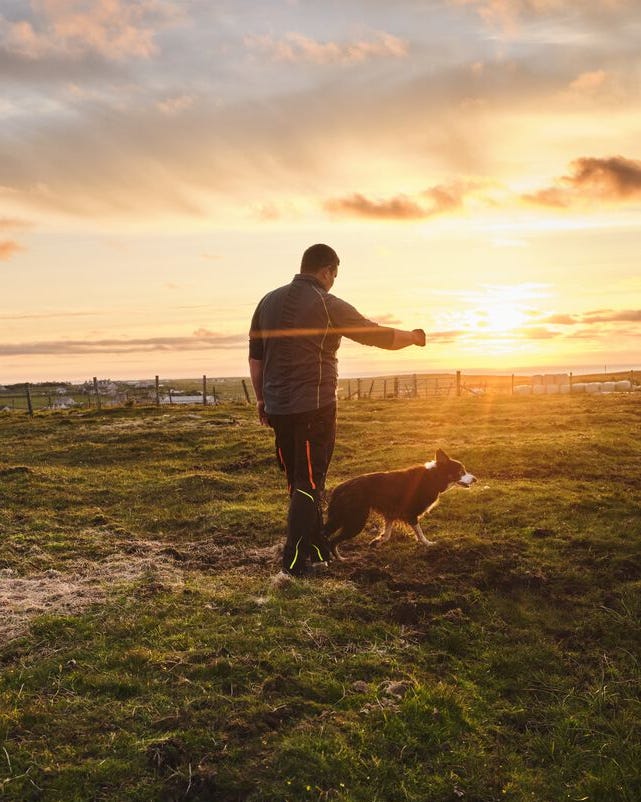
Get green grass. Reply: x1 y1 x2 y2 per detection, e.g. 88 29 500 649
1 395 640 801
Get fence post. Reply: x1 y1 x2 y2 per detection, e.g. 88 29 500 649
569 372 573 393
383 379 387 400
202 375 208 405
511 374 515 396
212 385 217 405
456 371 461 397
413 374 418 398
26 384 34 416
155 375 161 406
241 379 251 404
394 377 399 398
168 387 173 405
93 377 102 410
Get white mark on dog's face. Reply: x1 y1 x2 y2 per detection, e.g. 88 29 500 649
457 472 476 487
424 461 436 470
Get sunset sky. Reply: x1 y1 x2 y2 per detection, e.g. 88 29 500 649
2 0 640 383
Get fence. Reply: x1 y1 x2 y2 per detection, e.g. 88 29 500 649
1 370 638 416
0 375 253 415
337 370 639 401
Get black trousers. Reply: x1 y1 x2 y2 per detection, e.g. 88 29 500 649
269 402 336 574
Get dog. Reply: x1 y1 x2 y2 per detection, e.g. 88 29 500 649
323 448 476 559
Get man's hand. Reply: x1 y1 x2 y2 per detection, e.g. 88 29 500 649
412 328 427 347
256 400 269 426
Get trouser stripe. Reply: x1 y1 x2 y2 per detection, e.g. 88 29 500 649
289 537 303 570
305 440 316 489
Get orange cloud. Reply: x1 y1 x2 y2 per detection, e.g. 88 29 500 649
3 0 182 61
325 182 478 220
568 70 607 93
325 193 425 220
0 240 25 261
523 156 641 207
0 331 246 356
244 31 408 65
452 0 630 31
519 308 641 345
0 218 32 230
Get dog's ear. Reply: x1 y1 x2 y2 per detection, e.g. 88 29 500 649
435 448 449 464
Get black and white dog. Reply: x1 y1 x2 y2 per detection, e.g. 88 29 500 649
323 449 476 559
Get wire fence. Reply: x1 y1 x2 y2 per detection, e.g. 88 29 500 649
1 369 638 416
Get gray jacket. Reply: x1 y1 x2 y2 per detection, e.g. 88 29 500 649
249 273 394 414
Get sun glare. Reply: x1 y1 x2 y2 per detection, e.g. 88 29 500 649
483 304 529 333
442 284 546 330
434 283 551 359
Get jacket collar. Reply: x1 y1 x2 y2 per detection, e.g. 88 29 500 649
293 273 326 291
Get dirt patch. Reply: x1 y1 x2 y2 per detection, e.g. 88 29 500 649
156 539 281 572
0 548 183 643
1 525 472 645
0 536 280 643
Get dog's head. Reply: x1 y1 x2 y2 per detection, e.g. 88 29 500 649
432 448 476 488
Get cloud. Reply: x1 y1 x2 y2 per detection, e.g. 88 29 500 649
0 240 25 260
325 182 478 220
1 0 637 224
582 309 641 324
0 330 247 356
520 326 562 340
325 193 426 220
1 0 183 62
520 309 641 347
523 156 641 208
568 70 608 94
541 313 577 325
0 310 99 320
0 217 33 230
451 0 635 32
156 93 194 115
244 30 408 65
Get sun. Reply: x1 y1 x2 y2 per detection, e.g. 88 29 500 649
483 303 529 333
459 284 546 334
432 283 551 359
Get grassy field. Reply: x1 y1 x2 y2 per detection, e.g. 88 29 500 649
1 394 640 801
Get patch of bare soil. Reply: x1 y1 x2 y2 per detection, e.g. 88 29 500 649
0 536 281 643
1 521 465 645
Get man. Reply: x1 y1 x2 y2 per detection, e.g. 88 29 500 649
249 243 426 577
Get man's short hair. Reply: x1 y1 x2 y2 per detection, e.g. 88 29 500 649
300 244 339 274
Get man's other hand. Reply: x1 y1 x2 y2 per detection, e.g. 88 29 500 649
412 329 427 347
256 401 269 426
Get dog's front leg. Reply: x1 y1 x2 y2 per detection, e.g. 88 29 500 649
369 520 393 546
412 521 435 546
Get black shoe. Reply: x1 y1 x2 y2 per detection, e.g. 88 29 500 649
285 561 330 579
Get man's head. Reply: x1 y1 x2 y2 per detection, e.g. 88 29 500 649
300 243 339 291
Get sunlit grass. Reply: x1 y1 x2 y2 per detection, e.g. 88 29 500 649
1 395 640 801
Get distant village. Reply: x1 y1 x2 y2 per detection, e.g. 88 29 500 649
0 377 246 412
